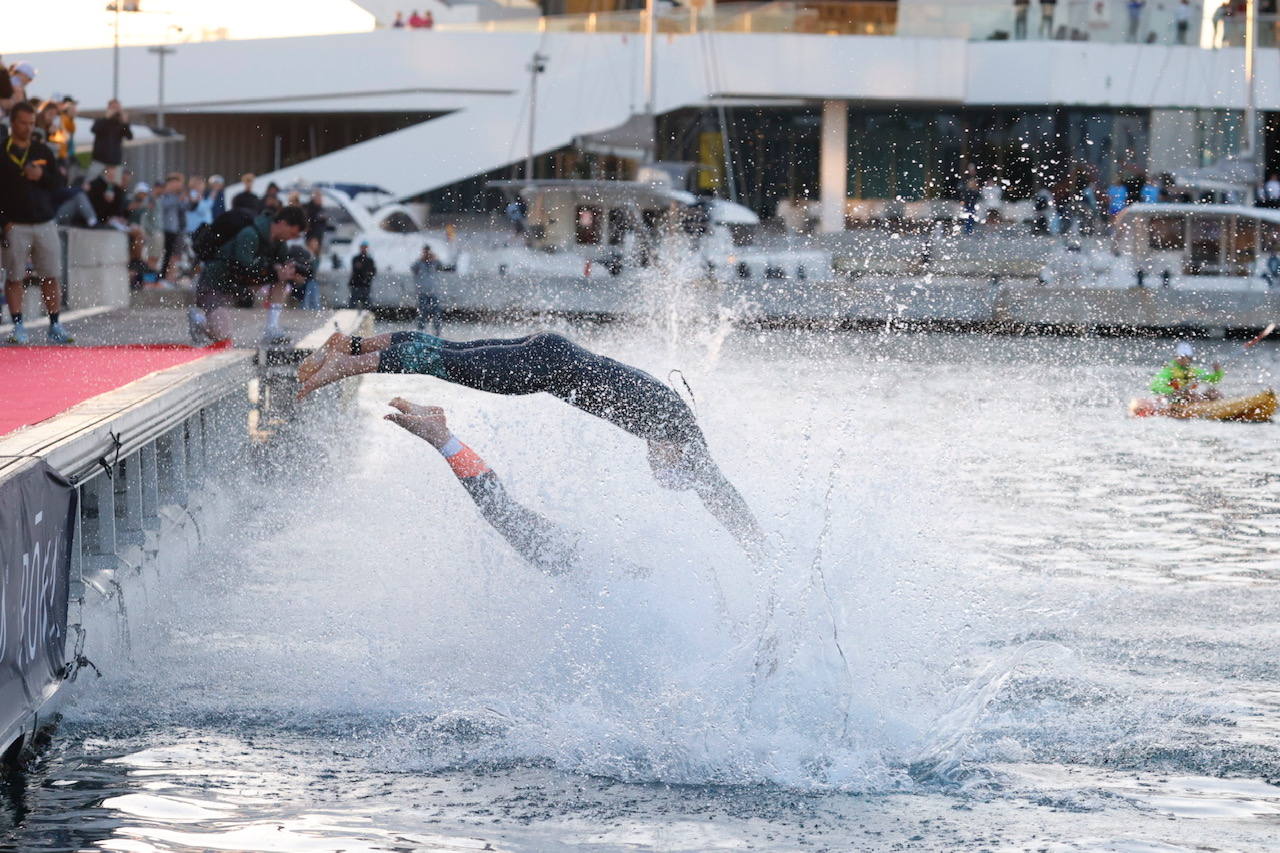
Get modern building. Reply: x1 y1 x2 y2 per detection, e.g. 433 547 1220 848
24 0 1280 228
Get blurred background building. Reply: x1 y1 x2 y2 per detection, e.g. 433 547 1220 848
16 0 1280 227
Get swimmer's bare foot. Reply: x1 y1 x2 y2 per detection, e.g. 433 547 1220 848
389 397 443 419
298 331 348 384
385 398 450 447
297 350 359 400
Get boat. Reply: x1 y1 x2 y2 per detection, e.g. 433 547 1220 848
1042 204 1280 291
485 176 830 282
300 183 465 309
1128 389 1277 422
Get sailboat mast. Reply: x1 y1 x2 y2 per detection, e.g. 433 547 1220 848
1245 0 1257 163
644 0 656 117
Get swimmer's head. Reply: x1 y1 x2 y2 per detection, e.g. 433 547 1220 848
646 439 701 491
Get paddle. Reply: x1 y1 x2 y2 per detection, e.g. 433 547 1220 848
1218 323 1276 367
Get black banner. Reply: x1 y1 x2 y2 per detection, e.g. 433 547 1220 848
0 460 75 739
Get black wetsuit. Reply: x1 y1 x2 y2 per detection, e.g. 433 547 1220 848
378 332 704 448
380 331 762 557
457 466 576 572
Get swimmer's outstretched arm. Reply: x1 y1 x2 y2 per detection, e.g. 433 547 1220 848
297 332 397 399
383 398 577 573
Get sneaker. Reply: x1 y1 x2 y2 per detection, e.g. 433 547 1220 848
47 322 75 344
6 323 29 345
187 308 209 344
260 328 292 348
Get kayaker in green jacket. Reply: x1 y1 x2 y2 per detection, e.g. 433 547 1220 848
1150 342 1223 403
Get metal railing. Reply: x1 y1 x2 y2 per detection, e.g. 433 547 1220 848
72 391 249 600
439 1 896 35
434 1 1260 48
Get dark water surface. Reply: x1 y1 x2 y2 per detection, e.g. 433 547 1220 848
6 324 1279 852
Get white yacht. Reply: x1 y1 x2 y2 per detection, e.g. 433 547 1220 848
1041 204 1280 292
308 183 465 306
481 178 830 283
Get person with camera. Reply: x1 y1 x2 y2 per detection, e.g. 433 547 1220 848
187 204 309 346
89 99 132 181
1 101 73 344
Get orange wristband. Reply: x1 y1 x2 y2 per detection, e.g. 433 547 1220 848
445 443 491 479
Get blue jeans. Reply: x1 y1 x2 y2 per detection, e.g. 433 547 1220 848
302 278 321 310
416 290 442 335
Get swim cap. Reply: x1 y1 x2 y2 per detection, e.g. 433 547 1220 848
1175 342 1194 358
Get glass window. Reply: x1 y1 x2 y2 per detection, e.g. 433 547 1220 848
1148 215 1185 251
576 205 602 245
1227 217 1257 273
606 208 631 246
1185 215 1224 275
378 211 418 233
1261 221 1280 252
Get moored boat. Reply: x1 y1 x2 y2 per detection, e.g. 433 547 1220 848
1128 389 1277 422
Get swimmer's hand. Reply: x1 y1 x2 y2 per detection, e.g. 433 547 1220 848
383 397 450 448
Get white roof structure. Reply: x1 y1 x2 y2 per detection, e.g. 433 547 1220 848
26 26 1280 201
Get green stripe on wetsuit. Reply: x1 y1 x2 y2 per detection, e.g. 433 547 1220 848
378 331 452 381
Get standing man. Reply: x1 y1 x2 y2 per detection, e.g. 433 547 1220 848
1126 0 1145 42
186 175 214 235
1 62 37 130
157 173 187 285
1213 0 1231 47
57 97 78 168
411 244 443 334
1039 0 1057 38
87 164 129 228
1 102 73 344
347 241 376 309
231 173 261 212
303 189 329 251
89 99 132 181
1013 0 1030 39
1175 0 1192 44
1263 174 1280 208
187 205 309 345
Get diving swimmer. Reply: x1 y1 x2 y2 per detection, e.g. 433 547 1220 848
298 330 764 557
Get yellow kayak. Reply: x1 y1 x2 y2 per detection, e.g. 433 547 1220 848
1129 389 1277 422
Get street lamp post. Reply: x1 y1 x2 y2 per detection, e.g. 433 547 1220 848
1244 0 1257 163
147 44 176 177
525 52 548 181
112 2 120 100
107 2 142 105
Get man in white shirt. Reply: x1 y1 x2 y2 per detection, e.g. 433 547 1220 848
1264 174 1280 207
1175 0 1192 44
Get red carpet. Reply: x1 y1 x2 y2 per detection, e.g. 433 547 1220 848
0 345 221 437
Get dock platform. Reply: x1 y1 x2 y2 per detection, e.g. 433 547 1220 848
0 306 370 765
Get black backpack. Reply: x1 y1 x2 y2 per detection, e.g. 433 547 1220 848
191 209 257 261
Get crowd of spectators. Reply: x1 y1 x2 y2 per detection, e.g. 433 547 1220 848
0 55 336 345
1006 0 1257 47
392 9 436 29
